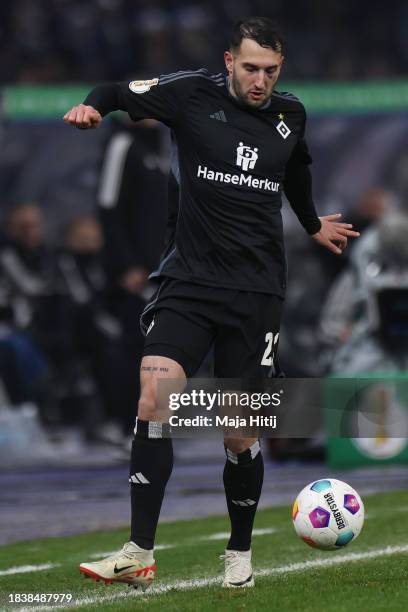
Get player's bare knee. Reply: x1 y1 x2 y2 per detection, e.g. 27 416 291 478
224 437 258 454
138 394 159 421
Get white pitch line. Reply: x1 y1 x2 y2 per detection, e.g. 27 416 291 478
248 528 276 537
256 544 408 576
16 544 408 612
90 530 275 556
203 528 276 541
0 563 59 576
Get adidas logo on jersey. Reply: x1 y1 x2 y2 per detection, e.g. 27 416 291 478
129 473 150 484
209 110 227 122
146 317 155 335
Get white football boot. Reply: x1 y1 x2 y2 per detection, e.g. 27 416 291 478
80 541 155 590
221 549 254 588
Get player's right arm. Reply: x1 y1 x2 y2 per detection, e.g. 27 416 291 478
63 73 201 129
64 83 131 129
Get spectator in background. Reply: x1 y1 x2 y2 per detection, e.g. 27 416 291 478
0 267 50 408
274 191 399 459
319 209 408 374
318 187 395 371
0 204 109 433
98 117 169 289
278 187 394 378
346 186 393 236
0 203 55 416
1 204 55 319
312 187 393 287
3 203 62 341
97 116 169 397
57 215 135 440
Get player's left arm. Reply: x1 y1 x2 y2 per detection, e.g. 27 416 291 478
284 113 359 255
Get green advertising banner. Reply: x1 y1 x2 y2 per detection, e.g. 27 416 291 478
2 80 408 119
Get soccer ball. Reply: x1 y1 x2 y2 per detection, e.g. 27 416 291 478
292 478 364 550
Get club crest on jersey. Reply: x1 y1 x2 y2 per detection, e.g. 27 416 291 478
276 120 291 140
129 78 159 94
236 142 259 171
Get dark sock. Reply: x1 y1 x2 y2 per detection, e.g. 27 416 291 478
223 441 264 551
129 418 173 550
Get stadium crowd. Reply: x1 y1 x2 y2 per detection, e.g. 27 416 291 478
0 0 407 84
0 205 138 442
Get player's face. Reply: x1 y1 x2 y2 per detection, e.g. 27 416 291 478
224 38 284 109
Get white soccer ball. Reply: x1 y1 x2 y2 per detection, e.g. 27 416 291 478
292 478 364 550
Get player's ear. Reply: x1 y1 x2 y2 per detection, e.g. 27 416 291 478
224 50 233 74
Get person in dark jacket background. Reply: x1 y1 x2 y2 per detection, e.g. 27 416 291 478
97 117 170 431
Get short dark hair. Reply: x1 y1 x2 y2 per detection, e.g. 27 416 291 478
230 17 285 54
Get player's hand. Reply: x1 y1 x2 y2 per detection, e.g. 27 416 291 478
63 104 102 129
311 214 360 255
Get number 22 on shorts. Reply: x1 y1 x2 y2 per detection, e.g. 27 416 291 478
261 332 279 366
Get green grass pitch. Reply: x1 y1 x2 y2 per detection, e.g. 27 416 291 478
1 490 408 611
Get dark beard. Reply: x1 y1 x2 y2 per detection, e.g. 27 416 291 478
231 73 269 109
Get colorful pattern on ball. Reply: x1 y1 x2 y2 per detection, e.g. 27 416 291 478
335 530 355 546
344 494 360 515
310 479 332 492
301 536 321 549
292 499 299 521
309 507 330 528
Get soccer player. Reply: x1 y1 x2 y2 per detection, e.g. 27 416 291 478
64 17 359 589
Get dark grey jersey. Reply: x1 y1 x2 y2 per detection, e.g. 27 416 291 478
85 69 320 296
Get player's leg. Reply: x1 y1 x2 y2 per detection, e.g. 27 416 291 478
129 355 186 551
80 281 216 589
128 286 216 587
221 436 262 588
79 354 186 590
216 292 283 587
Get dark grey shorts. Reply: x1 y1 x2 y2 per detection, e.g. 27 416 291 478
141 278 283 378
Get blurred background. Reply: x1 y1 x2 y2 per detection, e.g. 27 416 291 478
1 0 408 543
1 0 408 82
